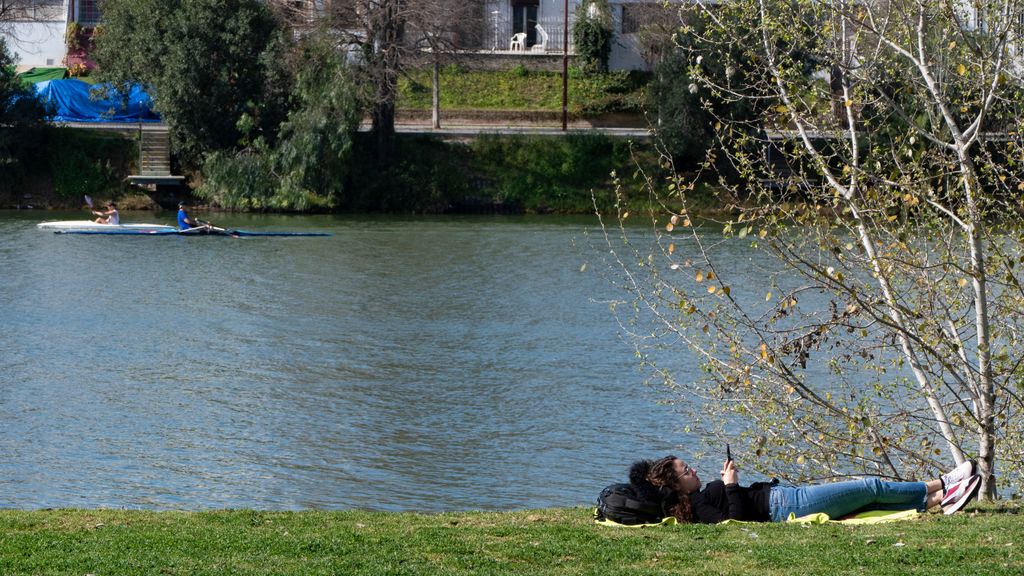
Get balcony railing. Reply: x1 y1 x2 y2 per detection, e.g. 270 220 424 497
482 17 576 54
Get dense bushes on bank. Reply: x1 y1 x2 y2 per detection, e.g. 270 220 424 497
196 35 361 211
3 128 652 214
0 128 136 205
339 133 652 214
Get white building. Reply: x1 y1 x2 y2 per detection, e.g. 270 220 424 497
1 0 99 70
3 0 685 72
482 0 685 70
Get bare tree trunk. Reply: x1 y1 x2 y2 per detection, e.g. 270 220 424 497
963 169 997 499
372 98 395 167
432 59 440 129
366 0 402 167
324 0 485 162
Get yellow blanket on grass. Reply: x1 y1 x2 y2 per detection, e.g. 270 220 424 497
778 508 921 525
595 508 920 527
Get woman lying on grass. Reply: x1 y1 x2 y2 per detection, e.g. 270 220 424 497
641 455 981 523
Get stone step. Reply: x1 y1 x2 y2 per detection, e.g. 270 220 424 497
139 128 171 176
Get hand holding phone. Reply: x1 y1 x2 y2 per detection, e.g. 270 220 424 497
721 458 739 485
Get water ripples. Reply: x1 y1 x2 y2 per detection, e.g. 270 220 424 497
0 212 686 511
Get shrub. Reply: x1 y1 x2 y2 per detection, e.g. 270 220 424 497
196 32 360 211
469 133 632 212
344 135 471 212
47 129 135 199
573 0 613 74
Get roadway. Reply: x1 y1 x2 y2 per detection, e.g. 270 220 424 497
385 123 652 138
55 120 653 139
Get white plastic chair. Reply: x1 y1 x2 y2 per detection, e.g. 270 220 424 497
533 25 548 52
510 33 526 51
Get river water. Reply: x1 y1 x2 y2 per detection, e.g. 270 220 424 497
0 210 698 511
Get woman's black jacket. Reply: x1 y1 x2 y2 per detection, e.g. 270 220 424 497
689 479 774 523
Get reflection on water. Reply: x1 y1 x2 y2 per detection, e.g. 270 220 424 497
0 211 689 511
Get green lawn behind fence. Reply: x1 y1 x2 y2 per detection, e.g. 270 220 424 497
398 68 649 115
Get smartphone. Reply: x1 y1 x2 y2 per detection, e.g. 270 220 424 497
726 443 732 462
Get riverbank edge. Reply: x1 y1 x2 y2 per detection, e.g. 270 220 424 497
0 503 1020 575
3 128 694 215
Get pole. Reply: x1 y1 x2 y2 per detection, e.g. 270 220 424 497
562 0 568 131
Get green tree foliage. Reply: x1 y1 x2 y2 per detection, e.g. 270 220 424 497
197 34 360 211
92 0 291 168
648 51 711 169
326 133 645 213
472 133 630 211
601 0 1024 499
47 130 136 200
648 11 760 171
0 38 47 174
573 0 613 74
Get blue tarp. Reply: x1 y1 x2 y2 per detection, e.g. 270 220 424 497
33 79 160 123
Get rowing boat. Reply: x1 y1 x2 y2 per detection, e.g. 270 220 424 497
39 220 331 237
37 221 178 232
47 226 330 237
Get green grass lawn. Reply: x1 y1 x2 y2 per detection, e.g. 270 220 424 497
398 68 649 115
1 503 1021 575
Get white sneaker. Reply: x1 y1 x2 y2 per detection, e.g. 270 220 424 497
941 474 981 515
940 460 976 491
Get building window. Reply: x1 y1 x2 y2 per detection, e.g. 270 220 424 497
621 5 641 34
78 0 101 25
512 0 539 47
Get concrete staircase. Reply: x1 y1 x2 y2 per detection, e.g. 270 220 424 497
139 124 172 176
127 123 185 197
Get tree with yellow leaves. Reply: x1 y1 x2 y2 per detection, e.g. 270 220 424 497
601 0 1024 500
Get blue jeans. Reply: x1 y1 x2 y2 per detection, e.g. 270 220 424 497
768 478 928 522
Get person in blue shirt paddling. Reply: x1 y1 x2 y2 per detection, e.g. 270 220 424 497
638 454 981 523
177 201 209 231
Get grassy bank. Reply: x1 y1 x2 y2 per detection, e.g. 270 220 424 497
398 68 649 115
1 504 1021 575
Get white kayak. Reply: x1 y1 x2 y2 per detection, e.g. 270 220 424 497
37 220 178 232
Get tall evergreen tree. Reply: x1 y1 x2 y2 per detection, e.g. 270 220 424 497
0 38 46 173
93 0 292 168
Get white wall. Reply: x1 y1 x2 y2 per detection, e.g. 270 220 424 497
609 3 648 71
2 21 67 68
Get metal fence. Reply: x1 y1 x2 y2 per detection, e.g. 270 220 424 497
482 15 576 53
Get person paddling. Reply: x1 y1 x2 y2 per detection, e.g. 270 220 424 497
176 201 210 231
92 201 119 225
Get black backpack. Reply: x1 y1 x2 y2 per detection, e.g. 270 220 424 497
595 483 666 525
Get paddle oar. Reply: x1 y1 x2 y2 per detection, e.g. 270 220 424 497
196 218 236 236
85 195 104 221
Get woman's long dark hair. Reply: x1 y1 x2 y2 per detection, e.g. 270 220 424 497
646 455 694 523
